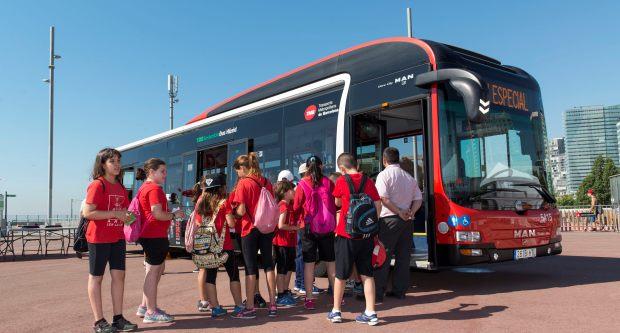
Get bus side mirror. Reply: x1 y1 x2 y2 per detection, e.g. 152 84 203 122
415 69 486 122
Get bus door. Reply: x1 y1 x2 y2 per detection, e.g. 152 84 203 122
388 134 428 266
351 100 431 267
165 155 184 247
352 114 386 179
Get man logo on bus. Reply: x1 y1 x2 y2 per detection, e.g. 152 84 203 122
514 229 536 238
304 104 317 121
394 73 415 86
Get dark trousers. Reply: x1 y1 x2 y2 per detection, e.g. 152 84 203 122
294 230 304 288
374 215 413 297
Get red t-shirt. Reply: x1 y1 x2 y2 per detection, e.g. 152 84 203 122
194 199 233 251
232 175 274 237
138 181 171 238
273 201 297 247
293 176 335 223
332 173 380 239
85 178 129 244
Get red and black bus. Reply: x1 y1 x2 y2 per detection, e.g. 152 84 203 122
117 37 562 269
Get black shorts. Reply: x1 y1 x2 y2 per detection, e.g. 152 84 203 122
139 237 169 265
335 236 373 280
273 245 296 275
241 228 274 275
205 250 240 284
88 240 126 276
302 231 335 263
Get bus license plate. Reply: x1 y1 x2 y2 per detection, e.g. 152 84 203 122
514 248 536 260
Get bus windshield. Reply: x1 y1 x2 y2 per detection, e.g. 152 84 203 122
438 84 551 211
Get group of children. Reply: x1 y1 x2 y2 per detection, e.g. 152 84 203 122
84 147 384 333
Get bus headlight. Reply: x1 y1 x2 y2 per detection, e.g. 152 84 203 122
456 231 481 242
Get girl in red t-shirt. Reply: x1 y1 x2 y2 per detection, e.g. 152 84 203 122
273 180 299 307
82 148 137 332
293 156 337 310
135 158 185 324
231 152 277 318
194 173 244 318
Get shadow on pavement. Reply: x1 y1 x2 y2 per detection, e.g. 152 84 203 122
378 254 620 312
382 303 509 323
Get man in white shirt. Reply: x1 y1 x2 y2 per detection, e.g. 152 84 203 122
374 147 423 301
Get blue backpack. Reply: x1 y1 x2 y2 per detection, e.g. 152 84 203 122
344 174 379 239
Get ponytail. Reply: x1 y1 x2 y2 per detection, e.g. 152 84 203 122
136 168 147 181
248 152 261 177
136 158 166 181
306 155 323 187
192 182 202 204
234 152 262 178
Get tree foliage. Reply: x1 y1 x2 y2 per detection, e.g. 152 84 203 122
576 156 618 205
556 194 576 207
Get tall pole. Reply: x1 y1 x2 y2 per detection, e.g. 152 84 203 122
407 7 413 38
169 92 174 130
168 74 178 130
48 26 55 225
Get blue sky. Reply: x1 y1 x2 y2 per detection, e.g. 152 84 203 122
1 1 619 215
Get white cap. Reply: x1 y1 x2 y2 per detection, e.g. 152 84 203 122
277 169 294 182
298 163 308 176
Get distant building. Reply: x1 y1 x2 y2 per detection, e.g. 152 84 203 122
564 105 620 193
549 138 568 196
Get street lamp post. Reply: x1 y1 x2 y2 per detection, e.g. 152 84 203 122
4 192 17 225
70 198 80 220
44 26 61 226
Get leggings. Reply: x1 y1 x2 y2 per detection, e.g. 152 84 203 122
205 250 240 284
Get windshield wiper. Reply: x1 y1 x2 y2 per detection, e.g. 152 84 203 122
512 182 556 204
469 188 526 201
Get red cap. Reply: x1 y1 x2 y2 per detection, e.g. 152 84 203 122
587 189 594 195
371 238 387 269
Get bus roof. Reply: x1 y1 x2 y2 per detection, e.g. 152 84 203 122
117 37 536 152
187 36 532 125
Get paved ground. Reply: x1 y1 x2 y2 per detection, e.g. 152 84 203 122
2 232 620 333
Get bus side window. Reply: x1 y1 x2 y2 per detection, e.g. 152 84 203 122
283 89 341 180
236 107 283 184
122 168 135 199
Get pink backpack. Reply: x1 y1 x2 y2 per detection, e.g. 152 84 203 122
299 177 336 235
184 211 198 253
124 189 145 243
247 177 279 234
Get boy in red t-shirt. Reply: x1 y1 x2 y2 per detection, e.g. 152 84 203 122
329 153 382 326
273 180 300 307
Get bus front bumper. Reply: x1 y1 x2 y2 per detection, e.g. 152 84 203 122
437 237 563 266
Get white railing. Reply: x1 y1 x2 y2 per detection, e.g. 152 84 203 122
7 215 80 228
558 205 619 232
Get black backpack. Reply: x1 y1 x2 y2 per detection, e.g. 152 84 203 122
73 179 105 253
344 174 379 239
73 216 89 253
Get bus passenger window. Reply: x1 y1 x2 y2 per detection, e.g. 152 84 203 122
283 88 342 181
